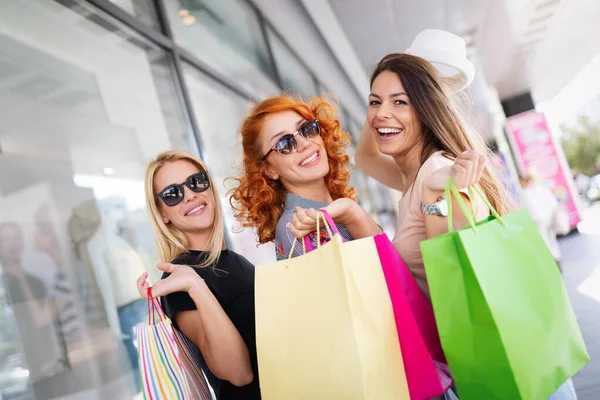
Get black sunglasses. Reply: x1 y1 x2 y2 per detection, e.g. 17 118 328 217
156 172 210 207
261 119 321 161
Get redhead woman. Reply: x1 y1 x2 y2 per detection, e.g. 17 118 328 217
229 95 381 259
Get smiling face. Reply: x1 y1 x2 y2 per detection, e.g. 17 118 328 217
367 70 424 157
259 110 329 191
153 160 216 237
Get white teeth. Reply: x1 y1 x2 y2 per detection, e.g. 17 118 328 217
300 152 318 166
186 205 205 216
377 128 401 134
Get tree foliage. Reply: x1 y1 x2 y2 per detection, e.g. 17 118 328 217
560 115 600 175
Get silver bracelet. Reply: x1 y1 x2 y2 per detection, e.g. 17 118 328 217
188 279 203 294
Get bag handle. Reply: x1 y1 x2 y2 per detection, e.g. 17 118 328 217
302 235 313 252
315 210 335 250
287 209 338 262
445 176 504 233
147 287 167 325
302 209 340 252
288 231 308 261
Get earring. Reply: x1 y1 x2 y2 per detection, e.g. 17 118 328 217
272 175 279 180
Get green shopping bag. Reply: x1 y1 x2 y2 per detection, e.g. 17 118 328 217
420 178 588 400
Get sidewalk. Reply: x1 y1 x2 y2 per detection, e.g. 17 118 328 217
561 202 600 399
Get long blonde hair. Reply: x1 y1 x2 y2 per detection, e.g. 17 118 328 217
371 53 514 215
145 150 224 268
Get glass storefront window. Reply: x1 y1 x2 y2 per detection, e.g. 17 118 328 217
0 1 198 398
319 82 333 96
181 63 276 265
268 27 319 99
347 145 373 213
163 0 280 98
347 118 363 141
109 0 160 29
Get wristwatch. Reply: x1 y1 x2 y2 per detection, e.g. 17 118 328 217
421 195 448 217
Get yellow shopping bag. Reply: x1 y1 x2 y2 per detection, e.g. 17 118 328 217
255 215 410 399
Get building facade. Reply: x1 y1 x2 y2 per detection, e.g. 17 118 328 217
0 0 396 398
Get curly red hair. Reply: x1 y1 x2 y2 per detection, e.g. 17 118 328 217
228 95 356 244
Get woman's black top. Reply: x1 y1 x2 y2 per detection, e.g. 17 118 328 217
161 250 260 400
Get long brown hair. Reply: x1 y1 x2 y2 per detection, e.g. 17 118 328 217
228 95 356 244
371 53 513 215
145 150 224 268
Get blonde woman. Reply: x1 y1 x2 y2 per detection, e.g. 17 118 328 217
136 150 260 399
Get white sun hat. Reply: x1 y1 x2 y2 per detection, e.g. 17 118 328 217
407 29 475 92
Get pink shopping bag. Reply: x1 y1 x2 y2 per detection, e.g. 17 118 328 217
375 234 453 400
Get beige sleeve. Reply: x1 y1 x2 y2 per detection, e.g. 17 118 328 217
412 154 454 200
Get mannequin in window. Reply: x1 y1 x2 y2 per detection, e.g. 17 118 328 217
68 200 148 393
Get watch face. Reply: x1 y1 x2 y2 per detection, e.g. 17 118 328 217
438 199 448 216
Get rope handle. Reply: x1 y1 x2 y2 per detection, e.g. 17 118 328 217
287 230 308 260
314 209 335 251
147 287 167 325
286 210 341 266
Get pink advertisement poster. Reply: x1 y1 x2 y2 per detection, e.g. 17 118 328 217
506 110 581 228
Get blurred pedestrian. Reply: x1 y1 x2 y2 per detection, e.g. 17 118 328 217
519 173 563 271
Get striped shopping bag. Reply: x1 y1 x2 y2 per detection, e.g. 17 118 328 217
135 289 212 399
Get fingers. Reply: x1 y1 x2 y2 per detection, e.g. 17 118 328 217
295 207 317 225
289 225 313 240
137 272 150 299
474 153 486 179
148 281 164 298
305 207 319 221
425 151 486 192
290 207 318 238
453 159 473 188
453 151 486 189
290 207 305 229
425 165 452 191
157 263 176 273
292 207 318 229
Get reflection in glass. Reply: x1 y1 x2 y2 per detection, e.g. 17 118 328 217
182 63 276 265
0 0 197 398
347 118 363 141
109 0 160 29
1 221 61 391
164 0 280 98
319 82 333 96
268 27 319 99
